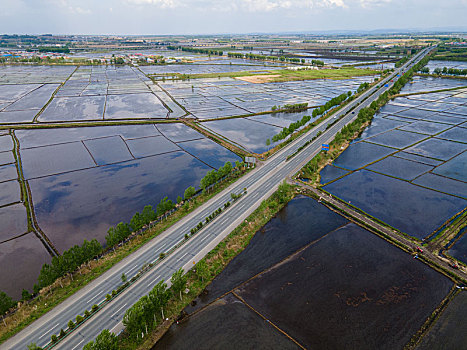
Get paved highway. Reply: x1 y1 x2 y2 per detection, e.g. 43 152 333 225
1 46 433 350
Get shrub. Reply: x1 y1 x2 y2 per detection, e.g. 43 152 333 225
51 334 58 343
68 320 75 329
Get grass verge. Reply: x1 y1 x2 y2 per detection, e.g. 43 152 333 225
116 182 296 349
0 168 251 345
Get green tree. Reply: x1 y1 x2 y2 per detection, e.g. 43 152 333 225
0 291 15 314
21 289 32 302
195 260 210 282
171 268 188 300
184 186 196 200
27 343 42 350
83 329 118 350
121 273 127 284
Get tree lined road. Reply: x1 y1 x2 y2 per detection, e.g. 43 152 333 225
1 46 433 350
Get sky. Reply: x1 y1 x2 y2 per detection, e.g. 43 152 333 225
0 0 466 35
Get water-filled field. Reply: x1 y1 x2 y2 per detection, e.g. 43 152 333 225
155 196 453 350
417 291 467 349
17 124 240 252
0 121 242 297
160 75 375 120
323 80 467 239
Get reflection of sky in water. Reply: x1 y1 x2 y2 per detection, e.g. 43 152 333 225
126 135 180 158
0 203 28 241
16 124 161 148
203 118 281 154
324 170 467 239
399 121 452 135
84 136 133 166
319 165 349 185
405 138 466 161
0 84 41 103
0 180 21 205
21 142 96 179
177 138 242 169
39 95 106 122
448 228 467 265
104 93 168 119
29 151 212 252
359 116 409 139
4 84 59 111
414 173 467 199
367 156 433 181
0 233 51 300
0 151 14 165
432 151 467 182
365 129 427 149
333 141 395 170
0 163 18 182
157 123 205 142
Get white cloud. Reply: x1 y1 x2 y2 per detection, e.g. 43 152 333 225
125 0 180 8
358 0 392 8
46 0 91 14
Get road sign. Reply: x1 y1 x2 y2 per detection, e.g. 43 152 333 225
322 144 329 151
245 156 256 164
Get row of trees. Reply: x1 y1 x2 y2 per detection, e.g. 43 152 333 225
312 91 352 118
227 52 306 64
272 102 308 113
167 46 223 56
270 115 312 143
200 161 234 192
311 59 325 67
395 55 410 68
37 240 102 291
122 268 187 340
357 82 370 93
432 67 467 76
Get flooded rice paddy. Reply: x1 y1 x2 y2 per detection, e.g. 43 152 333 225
17 124 240 253
416 291 467 349
323 79 467 240
155 196 453 350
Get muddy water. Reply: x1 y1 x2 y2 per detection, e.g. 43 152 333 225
184 196 348 314
417 291 467 349
155 197 453 350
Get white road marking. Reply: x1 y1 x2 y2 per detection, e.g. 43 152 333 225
126 264 138 274
39 323 59 339
147 274 161 287
87 292 102 304
110 322 121 334
71 339 85 350
110 303 127 319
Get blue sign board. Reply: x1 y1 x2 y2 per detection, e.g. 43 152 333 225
322 144 329 151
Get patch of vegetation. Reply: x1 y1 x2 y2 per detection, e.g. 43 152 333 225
167 67 378 82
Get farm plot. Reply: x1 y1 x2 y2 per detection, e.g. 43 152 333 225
156 197 453 350
322 80 467 240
